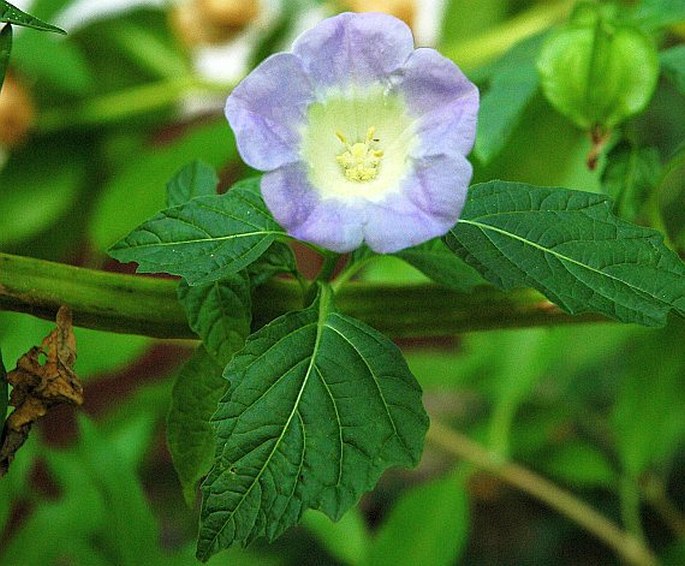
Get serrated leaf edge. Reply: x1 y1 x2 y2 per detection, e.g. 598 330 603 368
199 292 332 558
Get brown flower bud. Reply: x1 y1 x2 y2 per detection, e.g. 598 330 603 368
170 0 260 47
343 0 416 30
0 74 35 148
198 0 260 29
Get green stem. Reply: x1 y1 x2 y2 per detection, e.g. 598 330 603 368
441 0 574 71
0 252 609 338
0 252 190 338
331 252 375 291
620 475 646 544
487 398 518 457
37 75 233 133
427 421 658 566
317 253 340 283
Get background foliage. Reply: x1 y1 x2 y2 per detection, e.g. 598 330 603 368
1 0 684 564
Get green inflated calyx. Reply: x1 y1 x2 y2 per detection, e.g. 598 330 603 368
537 1 659 130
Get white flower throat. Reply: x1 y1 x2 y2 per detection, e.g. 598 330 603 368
300 86 416 202
335 127 383 182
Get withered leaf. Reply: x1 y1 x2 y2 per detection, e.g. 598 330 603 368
0 306 83 477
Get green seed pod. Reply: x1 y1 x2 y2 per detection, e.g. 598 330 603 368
537 1 659 130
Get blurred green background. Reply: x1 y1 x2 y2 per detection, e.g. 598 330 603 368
1 0 684 564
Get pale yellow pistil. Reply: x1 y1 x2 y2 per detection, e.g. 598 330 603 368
335 127 384 182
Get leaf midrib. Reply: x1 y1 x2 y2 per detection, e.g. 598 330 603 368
457 218 673 309
327 317 405 452
204 293 331 554
124 229 280 249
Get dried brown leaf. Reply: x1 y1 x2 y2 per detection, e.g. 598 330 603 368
0 306 83 477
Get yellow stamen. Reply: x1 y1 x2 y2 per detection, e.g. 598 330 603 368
335 127 384 182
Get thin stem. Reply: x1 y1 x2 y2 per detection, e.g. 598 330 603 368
331 252 375 291
0 253 610 339
37 75 234 133
441 0 574 71
427 420 658 566
316 253 340 283
620 475 647 544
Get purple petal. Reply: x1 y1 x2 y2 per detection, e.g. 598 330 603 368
362 154 471 253
292 12 415 90
403 153 471 220
391 48 479 157
261 163 365 253
225 53 314 171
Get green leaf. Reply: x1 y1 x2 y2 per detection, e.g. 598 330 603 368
168 346 227 506
661 45 685 96
11 30 92 95
197 285 428 560
166 160 219 208
109 178 286 286
612 319 685 477
540 441 616 489
247 242 298 287
71 328 150 380
177 271 252 366
444 181 685 326
474 34 543 164
395 238 486 292
0 23 11 91
363 471 469 566
0 1 65 34
0 140 85 248
72 417 164 565
537 2 659 129
0 434 36 534
2 415 164 565
0 473 106 565
302 508 369 566
601 141 661 222
486 329 552 456
90 120 234 250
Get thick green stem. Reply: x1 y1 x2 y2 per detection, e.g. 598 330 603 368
0 252 608 338
427 421 658 566
0 253 190 338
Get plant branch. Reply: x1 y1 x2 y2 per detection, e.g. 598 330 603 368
37 75 233 133
426 420 658 566
0 252 609 338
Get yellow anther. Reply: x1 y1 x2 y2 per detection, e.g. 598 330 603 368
335 126 384 182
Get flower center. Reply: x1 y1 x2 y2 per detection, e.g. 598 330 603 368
335 127 383 182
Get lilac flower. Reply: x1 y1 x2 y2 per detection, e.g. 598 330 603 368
226 12 479 253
